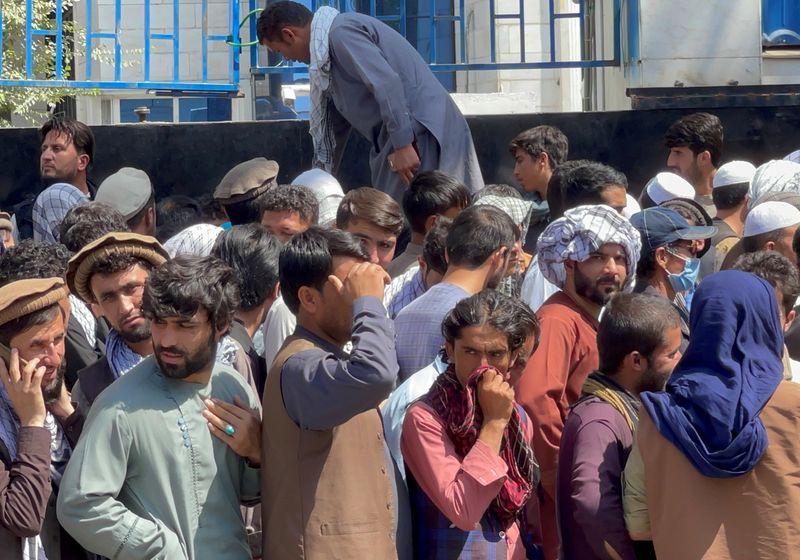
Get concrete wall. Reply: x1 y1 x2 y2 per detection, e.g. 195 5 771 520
4 105 800 208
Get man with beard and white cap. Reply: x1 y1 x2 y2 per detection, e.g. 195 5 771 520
515 204 641 560
748 159 800 209
638 172 696 209
699 161 755 277
95 167 157 237
66 233 169 414
0 277 85 558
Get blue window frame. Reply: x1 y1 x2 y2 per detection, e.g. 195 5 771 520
763 0 800 46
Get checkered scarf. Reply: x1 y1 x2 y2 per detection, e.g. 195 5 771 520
308 6 339 171
537 204 641 291
474 195 534 240
32 183 89 243
164 224 223 258
422 365 539 523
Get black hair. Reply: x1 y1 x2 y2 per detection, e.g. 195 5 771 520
598 293 681 375
473 184 523 201
733 251 800 318
58 202 130 253
422 217 451 275
712 183 748 211
198 193 229 223
156 195 203 242
664 112 724 168
222 191 273 226
402 171 471 234
279 227 369 315
793 226 800 264
336 187 404 236
212 224 281 311
0 304 61 346
260 184 319 226
257 1 313 43
509 125 569 170
546 160 627 220
127 194 156 231
742 228 788 254
441 289 539 354
141 255 240 333
40 117 95 164
445 205 516 269
0 240 70 285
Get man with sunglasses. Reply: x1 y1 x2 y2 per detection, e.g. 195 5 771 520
630 207 717 352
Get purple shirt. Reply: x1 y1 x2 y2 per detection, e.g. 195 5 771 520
556 395 636 560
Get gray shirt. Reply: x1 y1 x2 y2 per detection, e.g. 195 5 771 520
57 358 260 560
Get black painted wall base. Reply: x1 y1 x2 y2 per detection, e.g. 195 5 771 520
2 105 799 207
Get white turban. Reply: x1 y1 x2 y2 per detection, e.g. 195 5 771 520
537 204 641 290
748 159 800 209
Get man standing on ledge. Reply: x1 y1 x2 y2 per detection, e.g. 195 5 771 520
257 1 484 200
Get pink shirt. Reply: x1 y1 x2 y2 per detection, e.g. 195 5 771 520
401 401 532 560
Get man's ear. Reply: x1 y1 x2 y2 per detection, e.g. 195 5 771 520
280 27 297 43
625 351 647 373
297 285 319 314
655 246 669 269
786 309 797 333
77 153 90 172
444 341 455 363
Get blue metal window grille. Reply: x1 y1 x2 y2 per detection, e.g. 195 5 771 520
0 0 627 93
248 0 623 79
0 0 240 93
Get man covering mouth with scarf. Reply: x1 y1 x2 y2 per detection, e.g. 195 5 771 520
402 289 541 559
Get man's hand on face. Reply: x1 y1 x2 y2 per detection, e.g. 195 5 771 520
388 144 421 186
328 262 390 304
0 350 47 428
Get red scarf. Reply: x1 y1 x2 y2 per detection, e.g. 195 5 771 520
422 365 539 523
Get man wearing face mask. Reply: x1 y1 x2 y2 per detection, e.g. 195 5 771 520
630 207 717 352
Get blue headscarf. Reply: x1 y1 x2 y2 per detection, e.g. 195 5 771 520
640 270 784 478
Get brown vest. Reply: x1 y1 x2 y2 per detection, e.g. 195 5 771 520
640 381 800 559
261 336 397 560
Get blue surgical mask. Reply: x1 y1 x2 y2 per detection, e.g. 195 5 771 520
667 253 700 294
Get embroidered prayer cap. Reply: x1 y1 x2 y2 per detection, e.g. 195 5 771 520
748 159 800 210
536 204 641 291
0 278 69 328
784 149 800 164
713 161 756 189
67 232 168 302
213 158 279 204
163 223 223 258
743 201 800 238
645 172 695 205
0 212 12 232
95 167 154 220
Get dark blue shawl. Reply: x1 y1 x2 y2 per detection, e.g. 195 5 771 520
640 270 784 478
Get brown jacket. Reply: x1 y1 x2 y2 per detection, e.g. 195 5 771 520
261 336 397 560
639 381 800 559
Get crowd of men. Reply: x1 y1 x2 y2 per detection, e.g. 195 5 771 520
2 3 800 560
